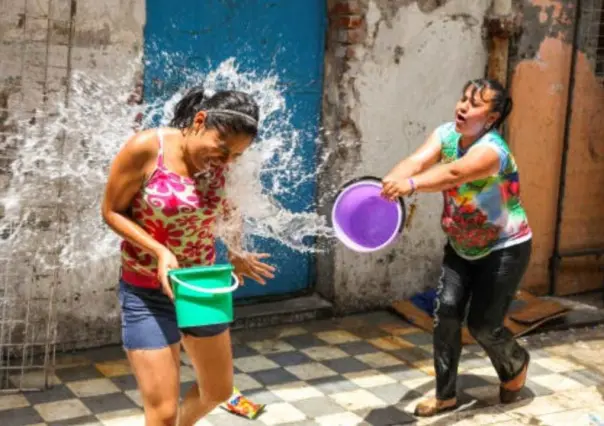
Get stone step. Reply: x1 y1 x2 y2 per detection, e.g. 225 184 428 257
232 293 334 331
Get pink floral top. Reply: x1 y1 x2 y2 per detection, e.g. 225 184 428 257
120 130 227 288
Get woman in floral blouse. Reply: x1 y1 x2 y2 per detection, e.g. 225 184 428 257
382 78 532 417
102 86 274 426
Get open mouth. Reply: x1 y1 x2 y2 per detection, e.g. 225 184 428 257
455 113 466 124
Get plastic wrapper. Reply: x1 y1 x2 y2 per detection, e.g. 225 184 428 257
220 387 265 420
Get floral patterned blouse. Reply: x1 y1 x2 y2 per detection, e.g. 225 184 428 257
120 129 227 287
437 122 532 259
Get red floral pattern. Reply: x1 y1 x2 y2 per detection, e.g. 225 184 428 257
144 219 184 247
121 150 227 277
499 179 520 205
441 193 502 251
182 240 206 258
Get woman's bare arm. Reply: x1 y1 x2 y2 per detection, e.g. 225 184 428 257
411 145 500 192
381 144 501 199
101 130 165 258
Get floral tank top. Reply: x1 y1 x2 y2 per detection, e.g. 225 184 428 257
120 129 227 288
437 122 531 259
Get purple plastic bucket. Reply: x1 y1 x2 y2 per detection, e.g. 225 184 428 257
331 176 406 252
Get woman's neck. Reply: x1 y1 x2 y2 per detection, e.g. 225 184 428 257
459 134 479 150
182 139 213 178
177 133 201 176
459 125 492 149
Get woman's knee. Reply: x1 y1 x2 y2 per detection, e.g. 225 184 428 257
201 376 233 404
127 347 181 425
434 277 469 324
434 293 467 324
144 397 179 425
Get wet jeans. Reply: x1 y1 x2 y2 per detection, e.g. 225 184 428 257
433 240 532 400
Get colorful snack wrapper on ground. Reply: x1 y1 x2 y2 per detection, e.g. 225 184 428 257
220 387 265 420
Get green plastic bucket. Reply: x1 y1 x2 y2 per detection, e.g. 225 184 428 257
168 264 240 328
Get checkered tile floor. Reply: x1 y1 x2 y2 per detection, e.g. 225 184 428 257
2 311 604 425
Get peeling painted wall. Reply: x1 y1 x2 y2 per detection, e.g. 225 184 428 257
317 0 492 313
0 0 145 350
508 0 604 295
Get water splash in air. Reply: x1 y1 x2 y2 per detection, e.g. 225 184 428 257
0 57 334 271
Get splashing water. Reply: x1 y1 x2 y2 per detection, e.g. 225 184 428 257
0 57 334 271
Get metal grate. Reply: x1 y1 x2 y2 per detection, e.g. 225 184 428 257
581 0 604 78
0 0 75 392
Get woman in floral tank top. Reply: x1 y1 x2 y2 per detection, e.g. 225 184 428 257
102 86 275 426
382 79 532 417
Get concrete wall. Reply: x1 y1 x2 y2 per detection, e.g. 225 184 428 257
507 0 604 296
0 0 145 350
317 0 493 313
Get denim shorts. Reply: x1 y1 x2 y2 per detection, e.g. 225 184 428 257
118 279 230 350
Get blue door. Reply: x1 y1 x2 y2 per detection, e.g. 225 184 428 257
144 1 327 300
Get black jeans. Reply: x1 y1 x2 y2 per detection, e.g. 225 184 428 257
433 239 532 400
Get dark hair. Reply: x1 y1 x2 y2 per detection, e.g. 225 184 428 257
169 85 260 138
462 78 513 131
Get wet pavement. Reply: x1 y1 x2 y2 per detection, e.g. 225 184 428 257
1 311 603 425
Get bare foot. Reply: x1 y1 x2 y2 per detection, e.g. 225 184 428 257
414 397 457 417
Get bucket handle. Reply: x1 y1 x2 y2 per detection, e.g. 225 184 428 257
171 273 240 294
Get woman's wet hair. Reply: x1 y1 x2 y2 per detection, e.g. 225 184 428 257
170 85 259 137
462 78 513 130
